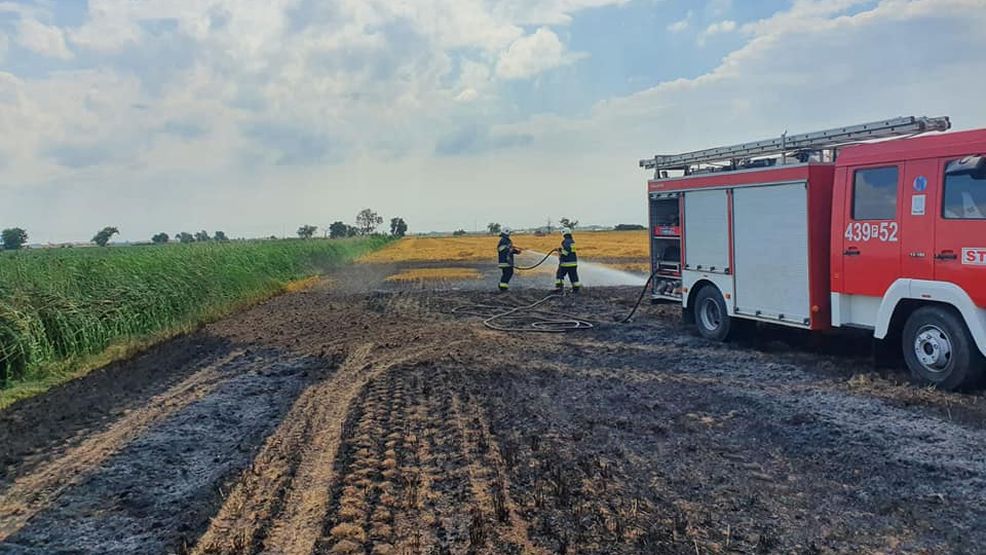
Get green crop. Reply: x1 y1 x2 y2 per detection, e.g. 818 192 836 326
0 237 388 390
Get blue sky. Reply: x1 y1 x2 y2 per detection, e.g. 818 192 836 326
0 0 984 242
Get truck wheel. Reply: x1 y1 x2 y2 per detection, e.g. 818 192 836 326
902 306 985 391
693 286 733 342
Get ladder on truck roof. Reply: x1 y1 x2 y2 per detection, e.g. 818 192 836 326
639 115 951 178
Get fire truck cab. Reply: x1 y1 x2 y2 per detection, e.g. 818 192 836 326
642 117 986 390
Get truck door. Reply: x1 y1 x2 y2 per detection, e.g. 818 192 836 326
842 165 903 297
935 155 986 307
900 159 939 279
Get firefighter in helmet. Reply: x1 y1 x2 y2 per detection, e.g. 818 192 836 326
555 227 580 292
497 228 521 291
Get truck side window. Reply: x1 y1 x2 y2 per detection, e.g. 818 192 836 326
943 162 986 220
852 166 899 220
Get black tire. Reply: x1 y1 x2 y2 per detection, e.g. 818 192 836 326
693 286 733 342
902 306 985 391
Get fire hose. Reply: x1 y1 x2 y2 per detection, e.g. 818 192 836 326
511 249 558 271
452 293 594 333
452 270 660 333
620 270 658 323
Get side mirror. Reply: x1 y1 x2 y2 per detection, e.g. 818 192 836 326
946 155 986 179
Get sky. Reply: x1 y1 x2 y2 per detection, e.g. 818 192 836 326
0 0 985 243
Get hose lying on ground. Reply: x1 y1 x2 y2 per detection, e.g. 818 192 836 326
452 292 594 333
455 257 658 331
620 270 658 323
514 249 660 324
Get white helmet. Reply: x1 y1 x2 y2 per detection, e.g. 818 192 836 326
501 227 512 236
560 227 572 236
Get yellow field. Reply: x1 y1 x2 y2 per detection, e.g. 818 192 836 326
383 267 482 281
361 230 648 264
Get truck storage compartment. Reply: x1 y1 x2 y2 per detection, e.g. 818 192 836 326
649 193 683 299
683 190 729 273
732 182 811 325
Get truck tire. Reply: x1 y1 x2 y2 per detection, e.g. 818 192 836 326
693 286 733 342
902 306 985 391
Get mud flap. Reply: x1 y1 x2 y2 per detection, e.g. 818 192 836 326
682 306 695 325
871 336 903 369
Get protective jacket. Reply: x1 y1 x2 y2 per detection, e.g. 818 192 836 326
497 235 515 268
559 236 577 267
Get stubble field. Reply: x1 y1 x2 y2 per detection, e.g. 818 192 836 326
358 231 649 265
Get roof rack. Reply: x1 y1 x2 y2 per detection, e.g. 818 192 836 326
639 115 951 178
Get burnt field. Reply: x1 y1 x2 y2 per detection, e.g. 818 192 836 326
2 261 986 554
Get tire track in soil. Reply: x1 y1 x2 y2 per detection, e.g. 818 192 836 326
194 340 463 555
411 367 478 554
192 343 374 555
324 365 546 555
393 368 469 555
2 350 318 554
0 350 245 541
315 363 405 555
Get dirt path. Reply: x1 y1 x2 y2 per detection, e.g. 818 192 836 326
2 262 986 554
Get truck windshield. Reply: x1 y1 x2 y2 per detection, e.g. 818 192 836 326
943 160 986 220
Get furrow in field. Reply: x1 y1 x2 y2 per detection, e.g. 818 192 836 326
426 369 478 553
447 390 513 553
195 337 459 555
461 391 548 555
0 350 245 541
315 368 406 555
388 370 438 555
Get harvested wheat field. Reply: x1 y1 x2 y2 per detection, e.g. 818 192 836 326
359 230 648 264
385 267 482 282
3 254 986 555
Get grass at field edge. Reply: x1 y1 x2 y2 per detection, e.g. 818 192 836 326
0 235 392 411
0 275 326 411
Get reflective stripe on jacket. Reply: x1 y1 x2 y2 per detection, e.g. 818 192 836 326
497 235 514 268
559 236 577 267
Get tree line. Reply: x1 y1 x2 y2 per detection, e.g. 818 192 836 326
296 208 407 240
0 226 230 249
0 208 407 251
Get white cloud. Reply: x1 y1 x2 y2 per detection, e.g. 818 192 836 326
454 88 480 103
18 19 73 60
705 0 733 18
705 19 737 34
698 19 737 44
667 11 692 32
495 27 585 80
491 0 629 26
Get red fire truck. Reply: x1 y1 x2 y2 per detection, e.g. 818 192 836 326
641 116 986 390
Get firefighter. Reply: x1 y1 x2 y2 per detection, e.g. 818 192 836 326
497 228 521 292
555 227 580 292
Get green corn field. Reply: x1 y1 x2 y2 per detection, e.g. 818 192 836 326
0 237 389 391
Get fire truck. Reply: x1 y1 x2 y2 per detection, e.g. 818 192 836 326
640 116 986 390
